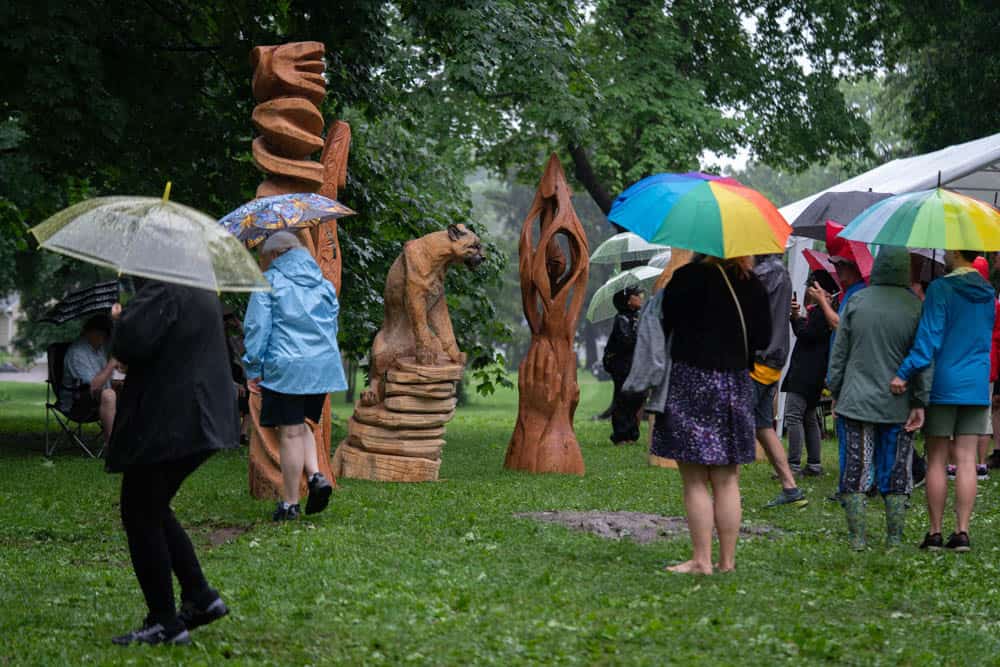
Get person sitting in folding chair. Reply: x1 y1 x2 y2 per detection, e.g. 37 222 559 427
60 314 119 443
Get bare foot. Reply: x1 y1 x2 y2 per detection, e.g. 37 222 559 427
666 560 713 575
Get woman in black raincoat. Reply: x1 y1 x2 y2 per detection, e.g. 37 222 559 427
603 285 644 444
107 279 239 646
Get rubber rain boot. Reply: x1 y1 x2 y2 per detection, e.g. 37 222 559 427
885 494 907 549
843 493 867 551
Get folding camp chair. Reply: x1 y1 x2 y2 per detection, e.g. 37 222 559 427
44 342 104 458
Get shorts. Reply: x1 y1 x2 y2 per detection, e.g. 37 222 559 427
64 388 101 423
751 379 778 431
924 404 991 438
260 387 326 427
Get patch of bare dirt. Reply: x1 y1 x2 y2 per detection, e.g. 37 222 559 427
516 511 780 544
202 525 251 548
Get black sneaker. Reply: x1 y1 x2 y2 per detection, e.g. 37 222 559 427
112 621 191 646
178 594 229 631
272 502 300 522
305 473 333 515
944 531 971 553
918 532 943 551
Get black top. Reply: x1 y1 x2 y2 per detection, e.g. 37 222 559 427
107 281 239 472
780 305 832 406
604 310 640 378
661 262 772 372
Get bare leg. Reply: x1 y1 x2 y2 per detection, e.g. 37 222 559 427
668 463 714 575
953 435 978 533
925 436 950 535
301 424 320 478
977 435 990 466
99 388 117 443
278 425 306 505
757 427 798 490
708 465 741 572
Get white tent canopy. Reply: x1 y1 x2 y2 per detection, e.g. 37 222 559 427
776 131 1000 434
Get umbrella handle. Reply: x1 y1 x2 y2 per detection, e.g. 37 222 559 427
162 181 172 202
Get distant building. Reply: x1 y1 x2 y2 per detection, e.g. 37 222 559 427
0 293 20 352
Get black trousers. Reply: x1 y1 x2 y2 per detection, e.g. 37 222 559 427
120 451 214 625
611 375 643 443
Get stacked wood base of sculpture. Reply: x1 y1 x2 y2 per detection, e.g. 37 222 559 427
334 357 463 482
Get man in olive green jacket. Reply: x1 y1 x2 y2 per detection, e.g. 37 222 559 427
828 246 931 550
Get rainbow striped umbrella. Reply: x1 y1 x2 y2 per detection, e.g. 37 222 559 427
608 173 791 258
838 188 1000 250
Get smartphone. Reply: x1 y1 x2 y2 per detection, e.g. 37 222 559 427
792 290 798 301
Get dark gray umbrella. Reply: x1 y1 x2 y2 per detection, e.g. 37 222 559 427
41 281 120 324
791 191 893 240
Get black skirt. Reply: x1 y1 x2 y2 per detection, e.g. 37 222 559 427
259 387 326 427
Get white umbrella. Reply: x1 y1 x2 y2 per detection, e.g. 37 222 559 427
31 188 270 292
590 232 667 264
647 249 672 269
586 265 662 323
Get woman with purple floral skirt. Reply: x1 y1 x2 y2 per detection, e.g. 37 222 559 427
652 255 772 574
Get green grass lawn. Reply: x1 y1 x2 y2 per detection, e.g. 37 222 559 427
2 376 1000 665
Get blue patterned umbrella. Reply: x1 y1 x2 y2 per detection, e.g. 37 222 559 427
219 193 355 248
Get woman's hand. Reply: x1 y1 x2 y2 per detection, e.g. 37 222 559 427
111 303 123 321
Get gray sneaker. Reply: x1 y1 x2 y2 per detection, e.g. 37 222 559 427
764 488 808 509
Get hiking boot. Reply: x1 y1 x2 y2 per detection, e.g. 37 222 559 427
944 531 971 553
918 532 943 551
272 502 300 522
305 472 333 515
178 593 229 631
764 487 808 509
884 495 907 548
947 465 957 480
112 620 191 646
842 493 867 551
977 465 989 481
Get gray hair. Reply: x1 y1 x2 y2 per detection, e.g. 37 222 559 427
261 231 303 258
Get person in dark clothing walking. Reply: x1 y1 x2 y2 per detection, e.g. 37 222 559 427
604 285 644 444
107 279 239 646
782 272 835 476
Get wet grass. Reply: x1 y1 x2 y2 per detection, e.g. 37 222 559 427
1 378 999 665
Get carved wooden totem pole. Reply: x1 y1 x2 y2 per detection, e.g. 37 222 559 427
247 41 352 499
333 224 484 482
505 154 589 475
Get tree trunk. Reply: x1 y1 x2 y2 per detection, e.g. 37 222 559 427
505 154 588 476
568 144 614 216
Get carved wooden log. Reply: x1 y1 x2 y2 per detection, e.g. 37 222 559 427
504 154 588 475
385 396 458 414
338 443 442 482
347 418 446 441
353 403 456 430
246 41 351 500
385 381 456 399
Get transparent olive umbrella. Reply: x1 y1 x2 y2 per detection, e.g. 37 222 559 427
590 232 668 264
30 185 269 292
586 265 662 323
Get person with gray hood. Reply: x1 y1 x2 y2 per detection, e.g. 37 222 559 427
828 247 930 550
752 254 807 509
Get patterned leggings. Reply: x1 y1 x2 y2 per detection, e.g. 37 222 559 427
841 419 914 495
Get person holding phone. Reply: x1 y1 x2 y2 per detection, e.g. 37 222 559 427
781 274 835 477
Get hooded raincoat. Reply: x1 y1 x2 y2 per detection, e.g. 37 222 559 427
243 248 347 395
828 247 930 424
897 265 996 407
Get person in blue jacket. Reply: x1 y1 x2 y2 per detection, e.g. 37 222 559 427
243 231 348 521
891 250 996 552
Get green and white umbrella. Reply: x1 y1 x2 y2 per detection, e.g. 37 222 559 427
31 186 270 292
590 232 668 264
586 265 661 323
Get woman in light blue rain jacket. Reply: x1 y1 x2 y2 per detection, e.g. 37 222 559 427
243 231 347 521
